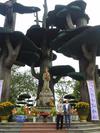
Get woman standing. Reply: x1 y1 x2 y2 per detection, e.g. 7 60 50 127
56 98 64 129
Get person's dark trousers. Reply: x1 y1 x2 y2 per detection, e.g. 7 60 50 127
64 114 71 128
56 114 63 129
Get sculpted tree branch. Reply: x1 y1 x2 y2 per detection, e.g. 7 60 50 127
82 44 92 61
82 44 97 79
42 0 48 28
66 13 75 29
31 66 39 79
4 0 16 31
53 75 61 85
5 37 21 68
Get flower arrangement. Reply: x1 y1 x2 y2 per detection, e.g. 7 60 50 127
49 97 55 107
75 101 89 115
0 101 14 116
13 107 26 115
31 107 39 116
12 106 28 122
39 111 50 122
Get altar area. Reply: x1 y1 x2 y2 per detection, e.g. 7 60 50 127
31 67 56 122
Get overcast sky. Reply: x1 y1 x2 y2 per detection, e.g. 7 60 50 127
0 0 100 71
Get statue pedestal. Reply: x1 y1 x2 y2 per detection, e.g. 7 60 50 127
36 107 52 122
37 106 51 112
36 73 55 122
37 86 54 107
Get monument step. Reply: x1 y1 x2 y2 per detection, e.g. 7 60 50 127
0 122 99 128
0 122 93 127
0 129 67 133
85 131 100 133
68 126 100 132
0 122 100 133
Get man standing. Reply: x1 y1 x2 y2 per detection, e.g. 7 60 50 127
63 99 71 128
56 98 64 129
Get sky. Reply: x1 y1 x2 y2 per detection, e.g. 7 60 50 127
0 0 100 72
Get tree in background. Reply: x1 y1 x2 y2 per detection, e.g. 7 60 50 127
55 77 81 101
73 81 81 101
10 66 38 102
55 77 76 99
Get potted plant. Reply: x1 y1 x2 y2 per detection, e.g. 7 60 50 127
13 106 27 122
50 107 56 122
0 101 14 123
39 111 50 122
75 101 89 122
30 107 39 122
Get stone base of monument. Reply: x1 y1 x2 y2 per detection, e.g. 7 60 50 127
36 84 55 122
36 115 56 122
37 106 51 112
36 106 52 122
36 115 52 122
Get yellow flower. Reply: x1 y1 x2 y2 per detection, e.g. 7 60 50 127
31 107 39 116
75 102 89 115
0 101 14 116
76 102 89 109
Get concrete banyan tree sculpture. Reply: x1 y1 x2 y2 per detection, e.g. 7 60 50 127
0 0 99 111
